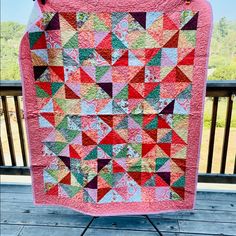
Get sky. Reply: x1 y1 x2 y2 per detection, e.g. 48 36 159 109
1 0 236 24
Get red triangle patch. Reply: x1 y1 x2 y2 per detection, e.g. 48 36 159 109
60 12 77 30
178 50 195 65
113 161 126 173
98 187 112 201
145 48 160 63
129 85 143 99
113 51 128 66
65 85 80 99
96 49 112 64
163 15 178 30
144 83 159 97
145 130 157 142
164 31 179 48
156 175 169 187
142 143 156 156
36 82 52 96
176 67 191 82
80 68 94 83
143 114 156 127
141 172 153 185
100 130 126 144
162 68 176 83
172 159 186 172
158 143 171 156
40 112 55 126
50 66 65 81
130 67 145 83
99 115 113 127
172 131 186 145
69 145 81 159
32 33 47 49
128 172 142 185
46 184 58 195
97 33 112 49
82 132 97 145
158 116 171 129
60 173 71 185
171 187 185 199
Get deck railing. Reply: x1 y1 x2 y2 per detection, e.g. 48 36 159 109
0 80 236 183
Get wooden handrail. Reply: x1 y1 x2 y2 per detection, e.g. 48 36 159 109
0 80 235 183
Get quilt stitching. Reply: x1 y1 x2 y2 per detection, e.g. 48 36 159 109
28 10 198 203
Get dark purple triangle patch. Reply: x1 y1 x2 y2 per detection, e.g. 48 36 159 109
98 159 111 172
160 100 175 114
157 172 170 185
33 66 48 80
182 12 199 30
98 83 113 97
130 12 147 29
85 176 98 189
46 13 60 30
58 156 71 170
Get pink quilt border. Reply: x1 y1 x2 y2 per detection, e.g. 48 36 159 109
19 0 213 216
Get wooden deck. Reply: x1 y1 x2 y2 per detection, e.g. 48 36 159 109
1 184 236 236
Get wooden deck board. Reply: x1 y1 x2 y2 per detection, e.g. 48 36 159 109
89 216 159 231
1 212 92 228
1 224 23 236
17 226 84 236
1 184 236 236
178 220 236 235
84 229 175 236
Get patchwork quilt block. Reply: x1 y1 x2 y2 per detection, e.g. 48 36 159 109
20 0 212 216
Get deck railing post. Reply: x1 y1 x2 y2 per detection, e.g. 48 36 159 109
220 94 234 174
14 96 28 166
0 137 5 166
207 97 218 173
1 96 17 166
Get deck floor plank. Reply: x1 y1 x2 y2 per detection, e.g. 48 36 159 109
150 210 236 223
88 216 158 231
18 226 84 236
2 201 235 221
1 224 23 236
0 184 32 193
195 200 236 211
179 220 236 235
1 212 92 228
196 191 236 202
84 228 171 236
1 184 236 236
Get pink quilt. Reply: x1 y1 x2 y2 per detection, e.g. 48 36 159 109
19 0 212 216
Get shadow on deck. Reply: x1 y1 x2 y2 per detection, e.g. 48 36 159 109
1 184 236 236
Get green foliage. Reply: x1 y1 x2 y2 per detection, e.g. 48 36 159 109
204 98 236 128
208 62 236 80
1 22 25 81
208 18 236 80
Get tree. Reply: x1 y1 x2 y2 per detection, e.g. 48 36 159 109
208 18 236 80
0 22 25 81
208 63 236 80
217 17 228 38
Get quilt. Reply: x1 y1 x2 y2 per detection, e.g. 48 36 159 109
19 0 212 216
